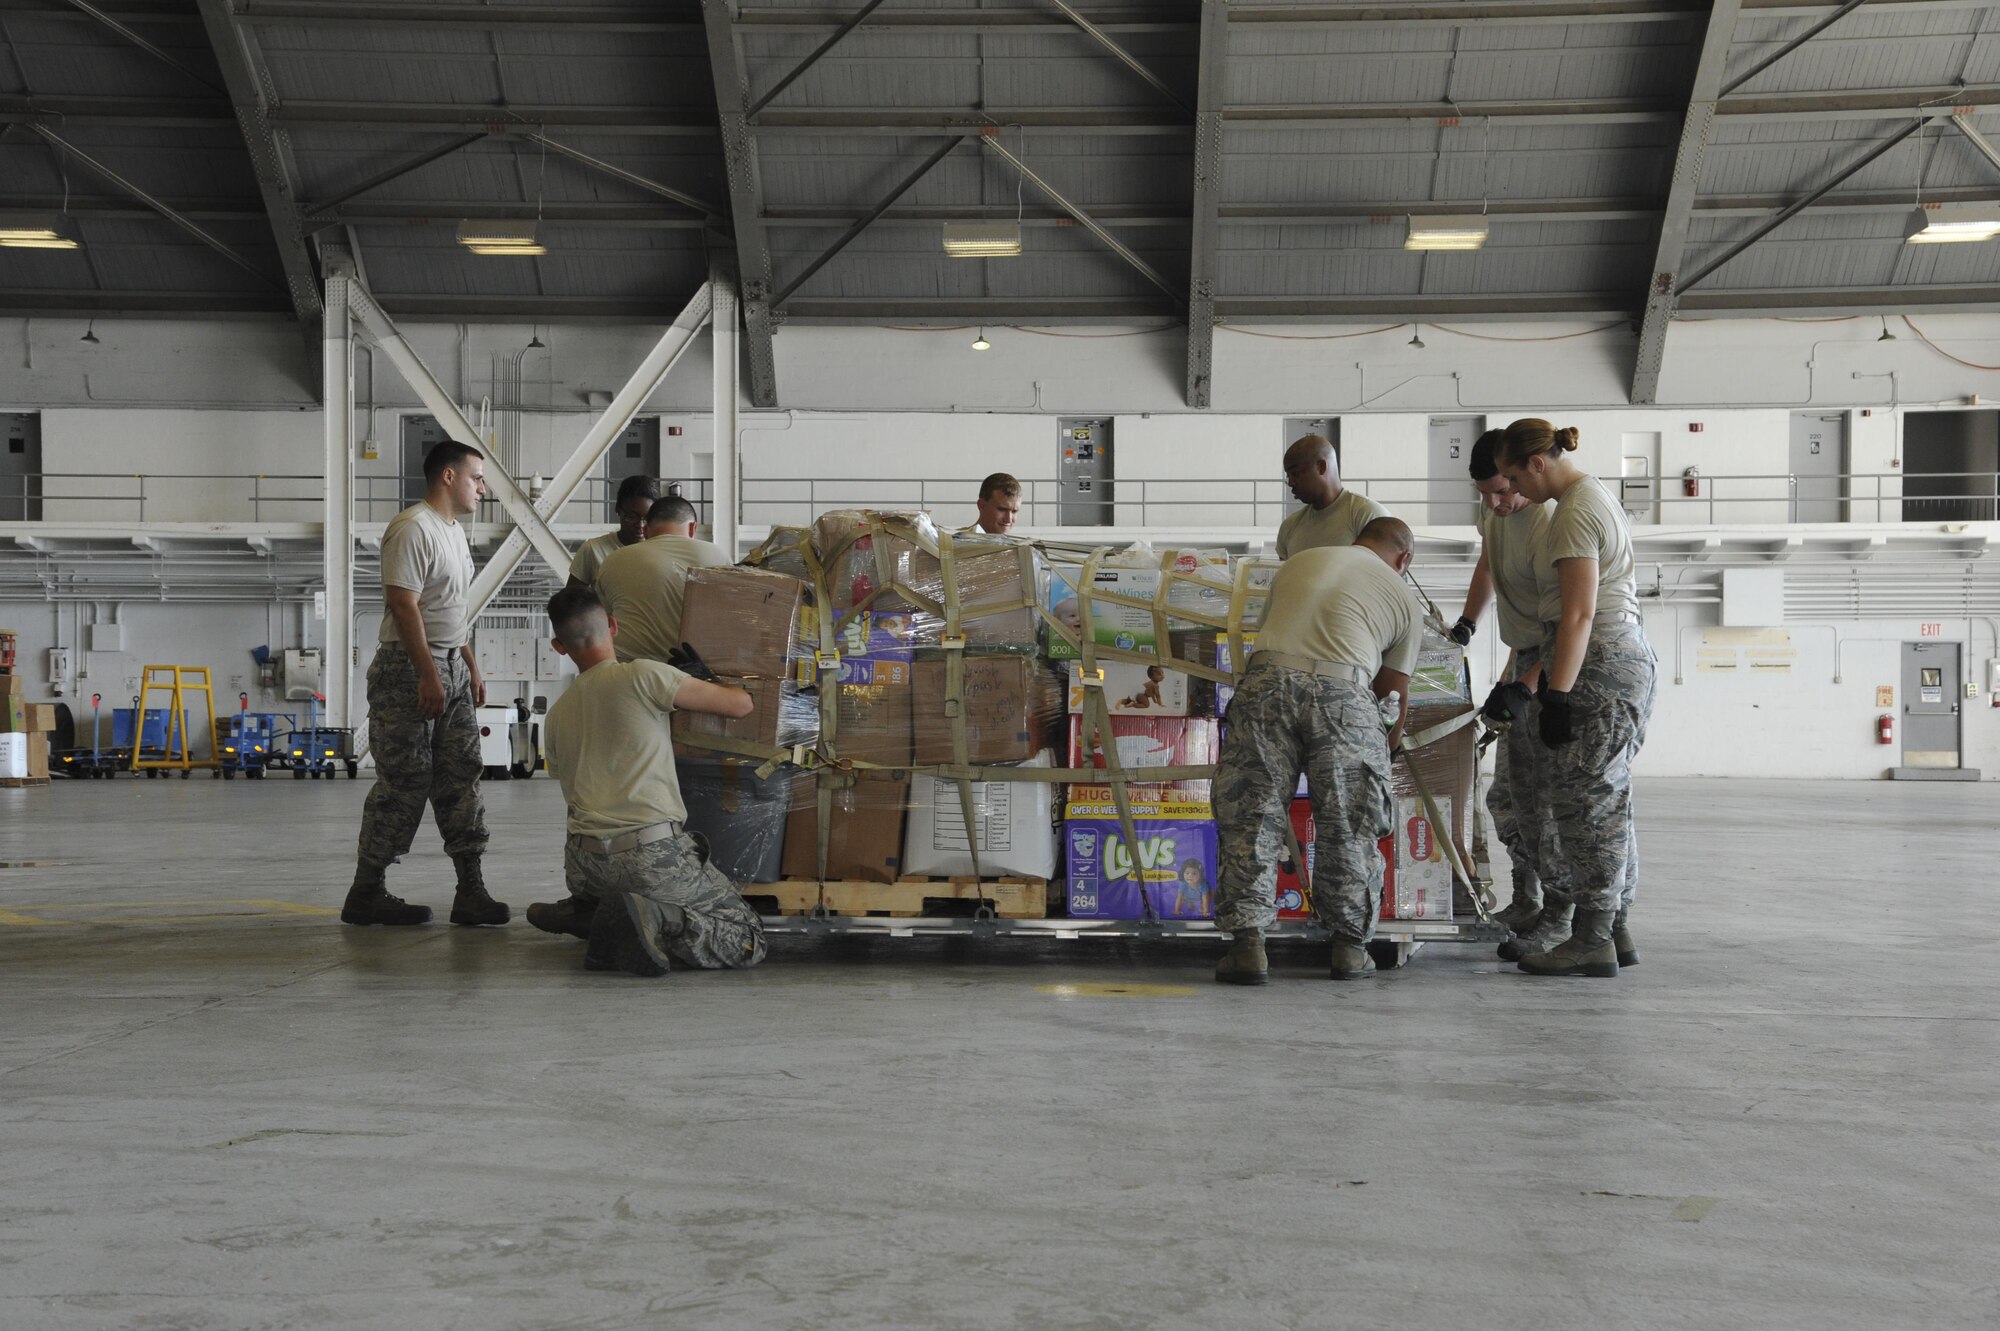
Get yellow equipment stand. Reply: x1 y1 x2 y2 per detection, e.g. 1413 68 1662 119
131 665 220 778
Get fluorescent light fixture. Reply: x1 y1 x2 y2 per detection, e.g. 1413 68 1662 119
942 221 1023 258
1404 214 1489 251
1903 204 2000 244
457 219 546 256
0 211 80 249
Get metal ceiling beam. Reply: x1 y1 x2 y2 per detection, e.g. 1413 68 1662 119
770 135 965 305
1674 117 1925 296
978 133 1183 303
300 131 487 220
57 0 227 94
1951 115 2000 174
467 281 715 619
26 124 283 288
1184 0 1227 410
197 0 325 351
265 103 717 134
5 194 269 220
746 0 887 116
346 280 574 579
234 0 702 26
1632 0 1741 405
1045 0 1193 113
523 132 723 217
0 93 236 126
1676 282 2000 313
1720 0 1873 96
703 0 781 408
0 289 293 315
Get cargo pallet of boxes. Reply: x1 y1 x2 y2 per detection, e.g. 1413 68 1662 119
666 513 1503 958
0 634 57 787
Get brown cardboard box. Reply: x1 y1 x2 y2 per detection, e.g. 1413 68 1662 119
912 657 1061 766
25 733 48 780
819 680 914 768
0 693 25 733
25 703 57 732
673 673 816 756
0 673 24 696
1393 700 1478 911
678 566 804 675
781 771 910 883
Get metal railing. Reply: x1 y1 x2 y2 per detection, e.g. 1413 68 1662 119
2 470 1993 528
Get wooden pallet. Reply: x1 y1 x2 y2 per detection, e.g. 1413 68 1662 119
0 777 51 788
746 877 1048 920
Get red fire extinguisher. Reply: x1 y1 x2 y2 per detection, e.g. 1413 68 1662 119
1877 713 1894 745
1682 466 1701 498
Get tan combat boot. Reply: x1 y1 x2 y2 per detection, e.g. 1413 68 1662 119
1214 929 1269 986
1518 908 1619 978
1497 899 1573 961
1328 939 1377 981
1613 907 1639 967
1493 865 1543 932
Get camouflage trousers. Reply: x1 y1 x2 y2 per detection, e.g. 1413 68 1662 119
1214 663 1394 941
1540 621 1657 916
1486 646 1571 903
566 829 767 970
358 641 487 869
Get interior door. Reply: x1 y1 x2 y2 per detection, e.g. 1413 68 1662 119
1901 642 1962 769
1789 412 1846 522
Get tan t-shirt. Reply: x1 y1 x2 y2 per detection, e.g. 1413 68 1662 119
1275 487 1391 560
593 534 734 663
543 658 690 837
1534 474 1638 624
377 501 473 650
568 530 627 586
1255 545 1422 678
1477 500 1553 651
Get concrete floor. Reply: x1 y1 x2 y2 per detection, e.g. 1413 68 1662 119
0 776 1995 1331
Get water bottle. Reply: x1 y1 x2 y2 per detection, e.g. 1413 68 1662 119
1378 689 1402 729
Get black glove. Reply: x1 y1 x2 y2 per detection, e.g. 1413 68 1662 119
1447 616 1477 646
1481 680 1533 725
1538 689 1575 748
668 642 716 682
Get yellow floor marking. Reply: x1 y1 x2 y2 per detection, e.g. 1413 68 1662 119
1036 982 1199 999
0 899 339 926
1671 1196 1720 1223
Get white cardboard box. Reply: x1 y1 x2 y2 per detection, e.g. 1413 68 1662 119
0 733 26 780
901 751 1058 879
1065 661 1191 716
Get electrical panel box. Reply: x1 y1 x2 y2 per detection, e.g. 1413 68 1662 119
284 648 322 701
505 632 536 681
475 628 508 680
1057 417 1114 526
1721 569 1787 627
535 637 569 682
48 647 71 688
89 623 123 652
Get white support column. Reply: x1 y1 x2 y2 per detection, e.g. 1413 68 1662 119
322 274 355 729
712 266 741 556
345 282 575 577
464 280 716 617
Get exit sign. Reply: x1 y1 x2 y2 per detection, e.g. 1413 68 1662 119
1920 623 1943 637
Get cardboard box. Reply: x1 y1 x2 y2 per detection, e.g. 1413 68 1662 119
1065 660 1190 716
1380 796 1454 920
903 751 1058 879
1046 557 1272 660
678 565 804 676
1393 700 1475 905
818 679 914 768
0 672 24 696
1065 795 1219 920
25 732 48 781
912 657 1060 767
1066 715 1218 801
1274 797 1314 920
0 732 25 779
816 512 1038 650
0 693 24 733
782 771 910 883
25 703 57 732
673 673 816 755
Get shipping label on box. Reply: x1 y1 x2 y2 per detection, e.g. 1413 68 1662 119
903 752 1058 879
1065 796 1219 920
1379 796 1454 921
1065 661 1190 716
